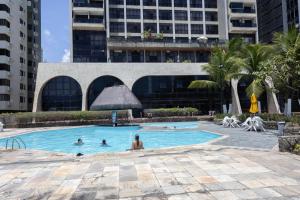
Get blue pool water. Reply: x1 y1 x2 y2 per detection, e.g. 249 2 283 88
0 123 220 154
142 121 199 129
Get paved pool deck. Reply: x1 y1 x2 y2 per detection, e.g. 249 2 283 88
0 122 300 200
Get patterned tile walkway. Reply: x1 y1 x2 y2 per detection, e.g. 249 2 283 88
0 145 300 199
0 122 299 199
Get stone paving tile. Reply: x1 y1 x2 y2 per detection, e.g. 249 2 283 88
1 123 300 199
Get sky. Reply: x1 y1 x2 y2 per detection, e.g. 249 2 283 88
42 0 70 63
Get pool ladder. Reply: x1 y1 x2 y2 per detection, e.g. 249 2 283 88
5 137 26 150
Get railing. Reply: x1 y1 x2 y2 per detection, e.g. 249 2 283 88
5 137 26 150
74 18 104 24
231 8 256 13
73 2 103 8
231 23 257 28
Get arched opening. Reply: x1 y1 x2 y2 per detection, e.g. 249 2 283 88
132 75 221 114
87 75 124 110
238 78 268 113
42 76 82 111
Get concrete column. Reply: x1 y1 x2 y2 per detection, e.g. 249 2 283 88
202 0 206 36
265 77 281 114
171 0 175 40
156 0 160 34
106 0 110 38
187 0 191 41
124 0 127 39
140 0 144 38
231 79 242 115
81 89 88 111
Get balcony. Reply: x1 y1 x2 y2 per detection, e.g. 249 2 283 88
73 18 105 31
0 41 10 50
0 101 11 110
73 2 104 15
107 38 225 51
0 55 10 64
0 11 10 20
0 86 10 94
229 22 257 33
0 26 10 35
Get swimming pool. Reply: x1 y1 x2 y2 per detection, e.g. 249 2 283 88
142 121 199 129
0 123 220 154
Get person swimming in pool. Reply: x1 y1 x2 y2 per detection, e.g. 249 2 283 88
131 134 144 150
101 139 109 147
74 138 84 145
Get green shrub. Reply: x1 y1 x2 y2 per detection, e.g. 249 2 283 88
293 144 300 154
144 107 199 117
0 111 129 125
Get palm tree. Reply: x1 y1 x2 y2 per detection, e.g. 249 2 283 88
270 27 300 114
188 38 245 112
233 44 273 98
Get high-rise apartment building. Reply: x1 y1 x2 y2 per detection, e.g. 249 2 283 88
0 0 41 111
257 0 300 43
27 0 42 111
70 0 258 63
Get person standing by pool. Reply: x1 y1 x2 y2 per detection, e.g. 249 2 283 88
131 134 144 150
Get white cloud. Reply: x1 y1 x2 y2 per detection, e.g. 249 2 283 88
44 29 51 37
61 49 70 63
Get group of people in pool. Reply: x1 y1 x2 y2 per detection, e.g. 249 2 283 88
74 134 144 150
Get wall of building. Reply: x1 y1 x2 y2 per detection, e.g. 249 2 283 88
0 0 28 111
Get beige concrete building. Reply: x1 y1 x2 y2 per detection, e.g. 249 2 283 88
0 0 41 111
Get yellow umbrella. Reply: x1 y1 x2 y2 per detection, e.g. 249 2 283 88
249 93 259 114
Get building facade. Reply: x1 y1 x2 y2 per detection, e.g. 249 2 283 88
71 0 258 63
27 0 42 111
0 0 41 111
257 0 300 43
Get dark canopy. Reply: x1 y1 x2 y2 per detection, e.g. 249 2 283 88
90 85 142 110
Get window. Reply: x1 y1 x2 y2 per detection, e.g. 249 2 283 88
20 83 26 90
127 23 141 33
126 0 139 6
0 79 10 86
20 31 25 38
191 12 202 21
109 0 123 5
144 23 157 33
0 49 10 56
0 64 10 71
20 44 25 51
0 94 10 101
175 24 188 34
143 0 156 6
206 25 218 34
175 11 188 21
205 12 218 21
20 6 24 12
127 9 140 19
174 0 187 7
159 23 173 33
205 0 217 8
20 57 25 64
191 24 203 34
159 10 172 20
0 19 10 28
0 34 10 42
143 9 156 20
20 70 25 77
190 0 202 8
109 8 124 18
0 4 10 13
159 0 171 7
110 22 124 32
20 96 26 103
42 76 82 111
